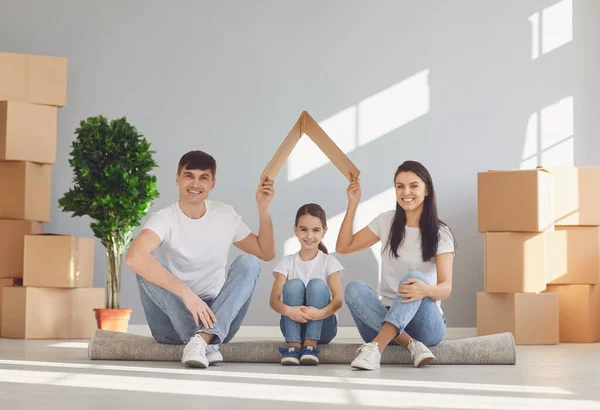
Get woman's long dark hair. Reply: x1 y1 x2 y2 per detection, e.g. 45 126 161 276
385 161 456 262
295 203 329 254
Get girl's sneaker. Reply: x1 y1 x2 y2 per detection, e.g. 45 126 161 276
299 346 320 365
279 346 301 365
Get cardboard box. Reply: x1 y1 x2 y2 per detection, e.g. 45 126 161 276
0 101 58 164
0 220 43 278
0 161 51 222
0 279 21 337
546 227 600 284
546 284 600 343
0 52 67 107
23 234 95 288
484 231 560 293
1 287 104 339
477 292 559 345
551 167 600 226
478 169 554 232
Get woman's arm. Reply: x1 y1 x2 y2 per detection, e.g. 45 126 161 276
398 252 454 303
336 178 380 254
427 252 454 300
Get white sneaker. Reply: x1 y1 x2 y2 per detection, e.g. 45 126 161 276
407 339 435 367
206 344 224 365
351 342 381 370
182 334 209 368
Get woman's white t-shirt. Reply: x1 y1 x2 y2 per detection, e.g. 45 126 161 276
368 210 455 314
273 250 344 295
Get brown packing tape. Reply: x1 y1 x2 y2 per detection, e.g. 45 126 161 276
260 111 361 183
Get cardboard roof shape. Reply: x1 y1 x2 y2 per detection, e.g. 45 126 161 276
260 111 360 183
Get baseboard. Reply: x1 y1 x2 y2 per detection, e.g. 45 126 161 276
128 325 476 340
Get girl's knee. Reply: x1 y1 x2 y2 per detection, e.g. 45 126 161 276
306 278 328 293
282 279 305 295
403 271 427 283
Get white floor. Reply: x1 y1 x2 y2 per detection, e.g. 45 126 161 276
0 336 599 410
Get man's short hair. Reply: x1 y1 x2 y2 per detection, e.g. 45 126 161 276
177 150 217 177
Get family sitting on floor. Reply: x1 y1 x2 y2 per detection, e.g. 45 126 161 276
125 150 456 371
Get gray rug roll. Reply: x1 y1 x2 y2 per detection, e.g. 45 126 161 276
88 330 516 365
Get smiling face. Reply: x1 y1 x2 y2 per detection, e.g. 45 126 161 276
176 167 216 205
395 171 428 213
294 214 327 252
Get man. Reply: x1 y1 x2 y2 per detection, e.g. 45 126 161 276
126 150 275 368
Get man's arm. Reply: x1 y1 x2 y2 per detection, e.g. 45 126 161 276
234 177 276 261
125 229 217 328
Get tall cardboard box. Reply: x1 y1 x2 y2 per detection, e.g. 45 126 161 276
0 220 42 278
0 52 67 107
0 101 58 164
550 167 600 226
546 284 600 343
484 231 561 293
478 169 554 232
1 287 104 339
477 292 559 345
23 234 95 288
0 161 51 222
546 226 600 284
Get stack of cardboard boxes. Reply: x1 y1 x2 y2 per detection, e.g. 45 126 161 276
0 52 104 339
477 167 600 344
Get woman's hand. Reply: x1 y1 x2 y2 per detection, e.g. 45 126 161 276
398 278 430 303
346 175 361 206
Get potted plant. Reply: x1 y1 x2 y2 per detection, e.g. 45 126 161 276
59 115 160 332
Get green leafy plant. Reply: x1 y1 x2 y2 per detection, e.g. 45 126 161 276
59 116 159 309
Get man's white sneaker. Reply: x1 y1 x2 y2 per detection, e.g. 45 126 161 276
206 344 224 365
407 339 435 367
351 342 381 370
182 334 209 368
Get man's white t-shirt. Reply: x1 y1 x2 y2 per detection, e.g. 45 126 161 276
142 200 251 300
368 210 455 314
273 250 344 289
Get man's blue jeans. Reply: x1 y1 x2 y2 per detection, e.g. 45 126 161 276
136 253 261 345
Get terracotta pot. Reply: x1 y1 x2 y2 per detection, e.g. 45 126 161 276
94 308 132 333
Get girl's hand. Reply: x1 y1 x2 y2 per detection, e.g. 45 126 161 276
398 279 430 303
285 306 311 323
346 175 361 205
300 306 323 321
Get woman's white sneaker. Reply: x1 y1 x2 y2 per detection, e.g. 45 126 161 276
351 342 381 370
407 339 435 367
182 334 209 368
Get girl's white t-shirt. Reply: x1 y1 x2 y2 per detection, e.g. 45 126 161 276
368 210 455 314
273 250 344 289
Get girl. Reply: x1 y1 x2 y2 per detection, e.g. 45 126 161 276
270 203 344 365
336 161 456 370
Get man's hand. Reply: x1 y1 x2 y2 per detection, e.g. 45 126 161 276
256 177 275 209
285 306 311 323
300 306 323 321
182 290 217 328
398 278 430 303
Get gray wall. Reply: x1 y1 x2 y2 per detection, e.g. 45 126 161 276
1 0 598 327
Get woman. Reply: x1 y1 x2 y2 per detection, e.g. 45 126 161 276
336 161 456 370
